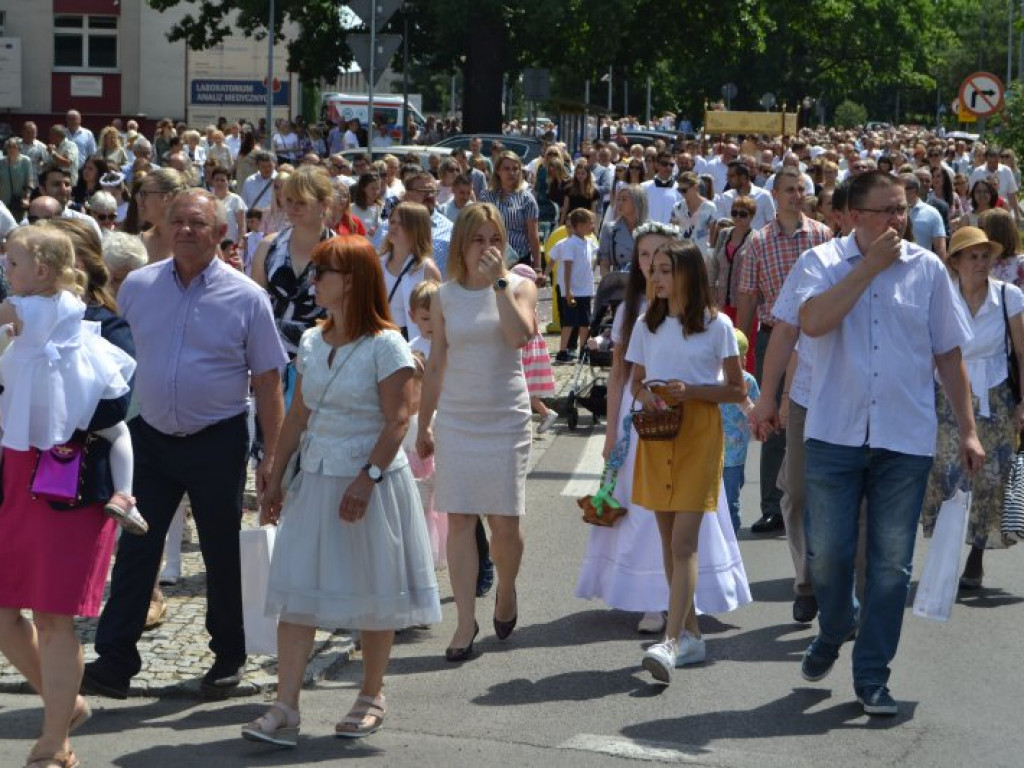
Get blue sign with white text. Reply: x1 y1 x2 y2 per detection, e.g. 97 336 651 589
190 79 290 106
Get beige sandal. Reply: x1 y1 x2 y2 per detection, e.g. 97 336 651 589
241 701 300 747
105 492 149 536
24 751 79 768
334 693 385 738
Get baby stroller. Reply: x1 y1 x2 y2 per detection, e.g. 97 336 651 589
564 271 629 429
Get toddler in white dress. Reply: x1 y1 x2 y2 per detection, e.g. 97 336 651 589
0 225 147 534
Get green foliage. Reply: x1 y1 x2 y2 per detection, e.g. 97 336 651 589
833 100 868 128
988 83 1024 160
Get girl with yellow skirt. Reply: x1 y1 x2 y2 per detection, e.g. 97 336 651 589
625 242 746 685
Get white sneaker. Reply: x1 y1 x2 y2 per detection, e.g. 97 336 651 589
637 611 667 634
675 631 707 667
537 411 558 434
641 639 676 684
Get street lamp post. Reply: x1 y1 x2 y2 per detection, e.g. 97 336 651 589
402 2 411 144
265 0 274 150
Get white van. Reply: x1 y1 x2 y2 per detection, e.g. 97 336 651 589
321 93 426 140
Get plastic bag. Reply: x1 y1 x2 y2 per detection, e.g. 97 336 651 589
240 526 278 655
913 489 970 622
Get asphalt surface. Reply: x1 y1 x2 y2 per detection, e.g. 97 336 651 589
2 421 1023 767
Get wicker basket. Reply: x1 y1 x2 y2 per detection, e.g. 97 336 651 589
631 380 683 441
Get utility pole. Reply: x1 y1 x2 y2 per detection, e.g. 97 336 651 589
265 0 274 150
401 3 410 144
645 76 652 126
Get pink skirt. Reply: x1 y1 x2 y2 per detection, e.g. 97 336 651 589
522 333 556 396
0 449 117 616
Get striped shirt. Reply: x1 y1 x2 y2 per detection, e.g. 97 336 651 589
479 187 539 263
737 214 833 325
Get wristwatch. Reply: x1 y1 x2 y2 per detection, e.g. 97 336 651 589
494 277 510 292
362 463 384 483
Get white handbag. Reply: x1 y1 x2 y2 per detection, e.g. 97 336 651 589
913 488 971 622
240 526 278 655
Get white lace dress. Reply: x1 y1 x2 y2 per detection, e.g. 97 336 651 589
266 328 442 630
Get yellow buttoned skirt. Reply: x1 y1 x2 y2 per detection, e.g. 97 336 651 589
632 400 723 513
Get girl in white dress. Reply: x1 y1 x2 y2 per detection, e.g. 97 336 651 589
0 225 145 534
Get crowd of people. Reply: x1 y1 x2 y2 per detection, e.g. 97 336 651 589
0 107 1021 766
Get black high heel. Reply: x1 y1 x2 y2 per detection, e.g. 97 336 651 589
493 589 518 640
445 621 479 662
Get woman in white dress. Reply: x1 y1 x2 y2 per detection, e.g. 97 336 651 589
380 201 442 339
243 235 441 746
417 203 539 662
577 223 751 635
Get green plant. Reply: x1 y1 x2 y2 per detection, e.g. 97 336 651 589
987 82 1024 160
833 99 868 128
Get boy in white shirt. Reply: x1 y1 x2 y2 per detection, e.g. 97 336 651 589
550 208 597 362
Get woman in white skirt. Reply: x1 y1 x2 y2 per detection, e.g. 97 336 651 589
576 222 752 635
242 235 441 747
417 203 539 662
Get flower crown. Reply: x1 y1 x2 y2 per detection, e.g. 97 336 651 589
633 220 682 240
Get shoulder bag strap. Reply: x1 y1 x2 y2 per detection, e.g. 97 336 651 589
303 336 369 440
386 256 417 303
252 177 274 208
1002 282 1012 357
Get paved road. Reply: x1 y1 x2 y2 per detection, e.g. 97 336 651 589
1 426 1023 767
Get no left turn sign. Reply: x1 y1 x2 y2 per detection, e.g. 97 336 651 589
959 72 1005 117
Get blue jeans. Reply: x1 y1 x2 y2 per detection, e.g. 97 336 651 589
804 439 932 691
722 464 745 533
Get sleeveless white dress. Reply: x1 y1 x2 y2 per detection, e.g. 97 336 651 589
575 301 752 615
0 291 135 451
433 275 531 516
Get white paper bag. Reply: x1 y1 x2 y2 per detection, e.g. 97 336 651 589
913 489 970 622
240 526 278 655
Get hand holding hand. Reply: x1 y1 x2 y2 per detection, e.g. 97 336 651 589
416 425 435 459
259 481 283 526
748 396 780 441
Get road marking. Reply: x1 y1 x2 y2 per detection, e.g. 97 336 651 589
558 734 713 763
559 433 606 498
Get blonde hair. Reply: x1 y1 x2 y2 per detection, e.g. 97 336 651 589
448 203 508 285
409 278 440 312
381 201 433 264
281 164 332 205
7 224 82 296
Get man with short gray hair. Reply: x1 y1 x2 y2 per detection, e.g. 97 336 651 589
66 110 96 168
241 151 277 209
47 125 79 186
83 189 287 700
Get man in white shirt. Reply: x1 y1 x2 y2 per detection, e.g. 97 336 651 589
343 119 361 150
696 142 738 195
716 160 776 230
969 147 1020 225
224 123 242 159
18 121 50 179
791 170 982 717
47 125 80 186
642 151 680 224
241 151 278 210
65 110 96 170
38 166 102 238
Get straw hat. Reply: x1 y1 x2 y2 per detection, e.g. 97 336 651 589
948 226 1003 259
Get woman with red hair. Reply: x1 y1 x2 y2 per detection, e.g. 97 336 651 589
242 235 441 746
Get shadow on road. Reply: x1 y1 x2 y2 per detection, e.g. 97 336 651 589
620 687 917 746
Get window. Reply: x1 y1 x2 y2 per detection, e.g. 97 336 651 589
54 15 117 70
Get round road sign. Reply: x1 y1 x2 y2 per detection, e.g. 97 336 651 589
959 72 1005 117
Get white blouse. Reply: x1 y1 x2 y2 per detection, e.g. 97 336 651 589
295 327 414 477
626 311 739 385
943 278 1024 417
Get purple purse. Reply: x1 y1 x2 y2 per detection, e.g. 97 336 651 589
30 434 87 505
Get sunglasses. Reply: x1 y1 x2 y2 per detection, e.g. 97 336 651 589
312 264 343 279
93 213 117 222
730 210 750 218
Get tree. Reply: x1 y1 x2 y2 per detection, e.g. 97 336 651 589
834 100 868 128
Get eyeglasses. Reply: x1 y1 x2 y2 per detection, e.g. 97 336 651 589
730 209 750 218
93 213 117 222
312 264 342 279
657 160 672 167
856 205 909 216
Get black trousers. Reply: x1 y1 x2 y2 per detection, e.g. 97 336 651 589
94 413 249 679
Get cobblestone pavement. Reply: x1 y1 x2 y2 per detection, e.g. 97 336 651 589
0 286 602 698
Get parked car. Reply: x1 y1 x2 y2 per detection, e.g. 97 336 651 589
434 133 544 164
338 145 453 172
614 130 690 151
